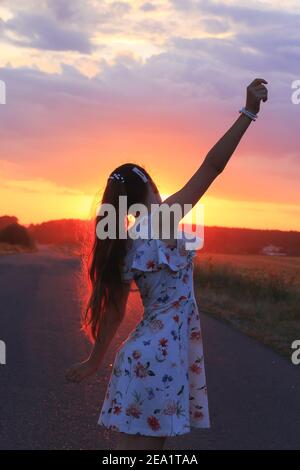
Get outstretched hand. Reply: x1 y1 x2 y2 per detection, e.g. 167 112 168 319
65 359 98 383
246 78 268 115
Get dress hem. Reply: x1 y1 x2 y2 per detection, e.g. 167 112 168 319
98 419 210 437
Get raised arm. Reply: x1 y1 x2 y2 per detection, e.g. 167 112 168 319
65 282 131 383
163 78 268 212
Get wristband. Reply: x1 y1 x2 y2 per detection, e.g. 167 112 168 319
239 107 258 121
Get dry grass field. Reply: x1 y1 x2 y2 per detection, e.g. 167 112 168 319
194 252 300 358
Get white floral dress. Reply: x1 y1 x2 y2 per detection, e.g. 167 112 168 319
98 226 210 436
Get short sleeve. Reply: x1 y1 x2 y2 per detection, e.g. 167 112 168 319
121 265 134 283
119 233 197 276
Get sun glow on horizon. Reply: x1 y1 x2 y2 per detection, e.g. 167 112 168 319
0 1 299 232
1 188 298 232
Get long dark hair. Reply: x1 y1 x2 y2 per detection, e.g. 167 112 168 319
82 163 159 342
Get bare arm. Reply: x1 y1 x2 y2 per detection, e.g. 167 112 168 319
164 78 268 212
65 282 131 383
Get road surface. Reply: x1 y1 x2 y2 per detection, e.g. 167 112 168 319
0 247 299 450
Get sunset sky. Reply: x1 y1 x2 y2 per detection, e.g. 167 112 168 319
0 0 299 230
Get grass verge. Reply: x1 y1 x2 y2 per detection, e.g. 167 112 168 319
194 253 300 358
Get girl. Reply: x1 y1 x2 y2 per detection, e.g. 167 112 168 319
66 78 268 450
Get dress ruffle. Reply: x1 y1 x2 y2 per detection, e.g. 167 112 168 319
122 232 202 277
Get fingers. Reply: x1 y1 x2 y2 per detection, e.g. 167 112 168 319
254 89 267 97
249 83 268 94
70 372 82 383
65 366 82 383
249 81 268 104
249 78 268 86
254 85 267 91
66 371 82 383
65 361 97 383
253 85 268 102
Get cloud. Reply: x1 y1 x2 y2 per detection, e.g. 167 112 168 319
200 17 230 34
48 0 133 26
1 48 298 170
47 0 77 21
167 27 300 77
140 2 158 12
167 1 300 78
134 18 167 34
171 0 300 34
194 0 300 29
170 0 194 10
3 12 93 53
109 1 132 16
0 1 134 54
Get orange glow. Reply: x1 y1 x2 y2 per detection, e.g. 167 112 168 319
1 176 299 231
1 88 298 231
0 1 299 232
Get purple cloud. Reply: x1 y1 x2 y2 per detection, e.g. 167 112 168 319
3 12 93 53
200 17 229 34
47 0 77 21
140 2 157 12
171 0 300 31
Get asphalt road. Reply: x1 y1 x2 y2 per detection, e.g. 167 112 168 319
0 247 299 450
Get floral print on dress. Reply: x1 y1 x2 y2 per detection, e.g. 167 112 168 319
98 230 210 436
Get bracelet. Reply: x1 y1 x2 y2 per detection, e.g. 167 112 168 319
239 107 258 121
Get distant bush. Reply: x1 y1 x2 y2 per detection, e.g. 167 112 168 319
0 223 35 248
28 219 89 245
0 215 18 231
